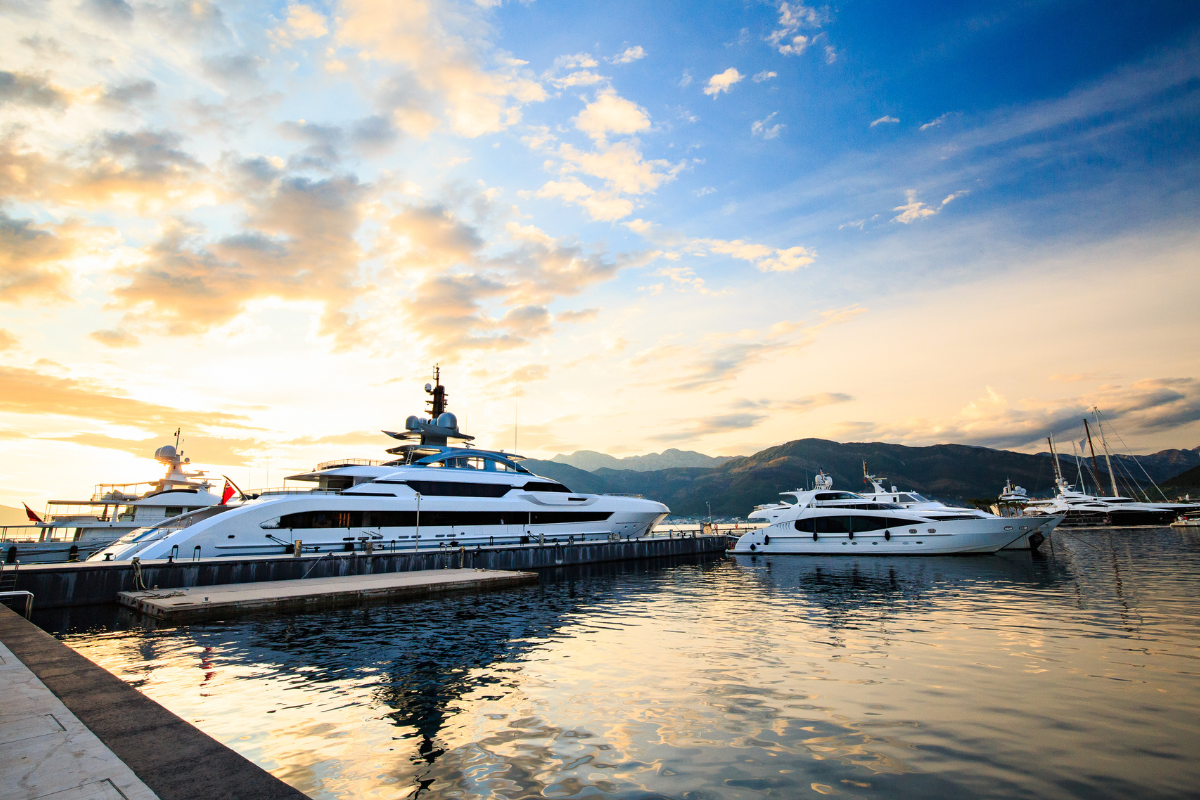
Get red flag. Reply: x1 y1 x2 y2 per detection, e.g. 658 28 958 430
23 502 43 523
220 481 235 506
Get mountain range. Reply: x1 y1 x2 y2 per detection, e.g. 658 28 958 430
529 440 1200 518
551 448 738 472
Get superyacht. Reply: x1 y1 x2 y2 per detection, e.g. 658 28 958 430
735 472 1060 555
92 370 669 561
2 435 225 563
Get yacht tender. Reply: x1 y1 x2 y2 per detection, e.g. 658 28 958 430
92 370 669 561
735 472 1059 555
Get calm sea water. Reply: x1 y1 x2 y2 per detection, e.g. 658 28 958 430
44 527 1200 800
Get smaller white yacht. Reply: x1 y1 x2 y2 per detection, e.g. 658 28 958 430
735 473 1058 556
857 464 1056 550
1 435 226 563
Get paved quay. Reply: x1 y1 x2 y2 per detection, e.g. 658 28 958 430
0 605 308 800
118 567 538 623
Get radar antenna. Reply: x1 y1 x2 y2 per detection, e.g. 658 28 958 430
425 365 447 419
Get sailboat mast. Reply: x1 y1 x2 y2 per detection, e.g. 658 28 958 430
1083 419 1105 496
1094 408 1119 498
1048 435 1064 484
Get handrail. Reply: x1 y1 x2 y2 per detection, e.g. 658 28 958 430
602 493 645 498
313 458 388 471
252 487 343 496
0 591 32 618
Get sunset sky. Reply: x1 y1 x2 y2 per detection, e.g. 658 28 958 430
2 0 1199 506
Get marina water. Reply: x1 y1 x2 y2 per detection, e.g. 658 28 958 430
43 527 1200 799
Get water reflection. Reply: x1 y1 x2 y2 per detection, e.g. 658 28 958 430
51 532 1200 800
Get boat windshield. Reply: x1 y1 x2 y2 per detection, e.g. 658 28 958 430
901 493 928 503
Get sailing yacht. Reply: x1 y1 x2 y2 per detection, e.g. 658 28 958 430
91 370 669 561
1 435 224 563
1020 433 1182 527
857 465 1057 550
735 472 1052 555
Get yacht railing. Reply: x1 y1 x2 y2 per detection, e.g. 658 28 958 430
601 493 644 498
90 482 156 502
313 458 388 471
0 525 55 542
252 487 343 497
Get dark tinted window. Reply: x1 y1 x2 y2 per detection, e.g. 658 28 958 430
794 518 816 533
851 515 921 531
278 509 611 528
522 481 573 493
814 516 852 533
405 480 512 497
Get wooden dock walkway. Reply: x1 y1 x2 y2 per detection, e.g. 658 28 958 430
118 568 537 623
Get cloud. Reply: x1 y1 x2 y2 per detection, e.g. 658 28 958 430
556 308 598 324
336 0 547 138
384 203 485 267
554 53 599 70
573 89 651 140
634 307 862 391
654 393 853 443
841 379 1200 450
557 140 683 196
891 189 967 224
607 46 646 64
870 115 899 127
703 68 743 97
651 412 766 442
0 329 17 351
89 328 140 348
694 186 716 197
0 210 74 303
920 113 950 131
0 365 255 432
100 80 157 108
83 0 134 27
536 179 634 222
678 70 692 88
751 112 784 139
108 174 368 343
752 71 778 83
0 71 70 110
766 2 821 56
271 3 329 45
690 237 814 272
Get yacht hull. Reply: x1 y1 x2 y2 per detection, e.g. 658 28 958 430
731 518 1027 556
91 494 670 561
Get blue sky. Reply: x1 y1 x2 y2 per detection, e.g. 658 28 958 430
1 0 1199 503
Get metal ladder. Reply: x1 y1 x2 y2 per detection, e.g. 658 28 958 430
0 561 33 619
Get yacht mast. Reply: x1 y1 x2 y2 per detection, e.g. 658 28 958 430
1094 408 1120 498
1083 419 1105 496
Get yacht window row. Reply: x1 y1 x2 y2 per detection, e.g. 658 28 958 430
363 479 571 497
793 515 923 533
273 509 612 529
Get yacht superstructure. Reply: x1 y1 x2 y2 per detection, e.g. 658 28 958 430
1 435 224 563
857 464 1055 550
92 369 669 561
736 473 1057 555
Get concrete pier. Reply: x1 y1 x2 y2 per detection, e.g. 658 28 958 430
118 568 536 623
0 605 307 800
8 534 727 609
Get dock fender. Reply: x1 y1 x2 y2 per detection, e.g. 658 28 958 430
884 530 891 541
749 543 757 551
764 534 770 545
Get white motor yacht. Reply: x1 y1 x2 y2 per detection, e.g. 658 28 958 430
91 370 669 561
1 436 225 563
735 473 1049 555
856 464 1057 550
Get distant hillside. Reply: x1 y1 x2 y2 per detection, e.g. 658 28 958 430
524 438 1199 518
1162 464 1200 496
0 505 31 526
551 448 739 472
